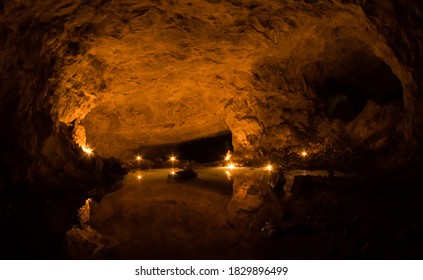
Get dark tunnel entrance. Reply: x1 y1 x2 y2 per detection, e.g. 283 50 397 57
139 133 233 164
175 133 233 163
304 44 403 122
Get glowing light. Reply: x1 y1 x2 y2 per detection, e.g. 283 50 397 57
136 155 142 161
266 164 273 171
137 174 142 181
170 169 176 176
224 150 232 161
225 170 232 180
82 145 93 155
227 163 235 170
170 155 177 162
301 150 308 157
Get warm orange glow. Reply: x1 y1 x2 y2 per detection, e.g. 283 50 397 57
301 150 308 157
82 145 93 155
227 163 235 170
137 174 142 181
224 150 231 161
136 155 142 161
225 170 232 180
266 164 273 171
170 169 176 176
170 155 177 162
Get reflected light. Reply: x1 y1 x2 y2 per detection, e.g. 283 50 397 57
225 170 232 180
82 145 93 156
224 150 231 161
301 150 308 157
137 174 142 181
170 169 176 176
227 163 235 170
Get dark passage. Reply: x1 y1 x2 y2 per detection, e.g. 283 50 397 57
176 133 233 163
139 133 233 163
304 41 404 122
320 54 403 121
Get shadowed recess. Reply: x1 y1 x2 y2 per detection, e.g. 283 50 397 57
304 41 403 121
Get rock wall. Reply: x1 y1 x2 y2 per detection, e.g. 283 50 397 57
347 0 423 145
0 0 422 173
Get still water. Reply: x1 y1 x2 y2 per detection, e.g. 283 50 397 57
67 167 286 259
66 167 421 259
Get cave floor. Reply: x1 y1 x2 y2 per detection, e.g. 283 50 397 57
66 167 423 260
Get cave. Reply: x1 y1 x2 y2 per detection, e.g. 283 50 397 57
133 133 233 163
174 133 233 163
304 44 404 121
1 0 423 260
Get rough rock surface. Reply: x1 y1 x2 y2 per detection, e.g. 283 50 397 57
2 0 423 261
0 0 422 169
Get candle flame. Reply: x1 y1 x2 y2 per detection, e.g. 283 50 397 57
82 145 93 155
227 163 235 170
136 155 142 161
301 150 308 157
170 155 177 162
266 164 273 171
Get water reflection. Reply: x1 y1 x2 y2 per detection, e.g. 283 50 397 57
225 170 232 181
227 169 284 236
64 167 421 259
66 167 287 259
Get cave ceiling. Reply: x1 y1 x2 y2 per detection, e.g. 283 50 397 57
1 0 422 161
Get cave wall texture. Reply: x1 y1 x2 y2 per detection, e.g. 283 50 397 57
0 0 422 183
